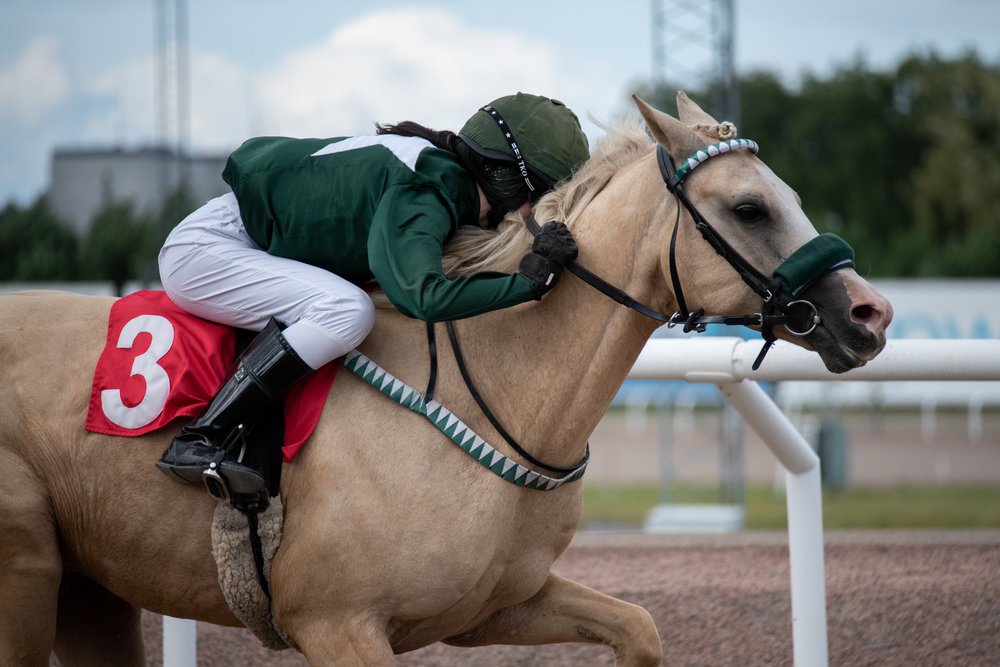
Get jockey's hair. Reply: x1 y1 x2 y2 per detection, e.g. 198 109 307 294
375 120 457 152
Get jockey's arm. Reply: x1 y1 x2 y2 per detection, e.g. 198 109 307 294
367 185 536 322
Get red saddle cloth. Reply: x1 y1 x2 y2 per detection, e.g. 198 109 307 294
85 290 336 461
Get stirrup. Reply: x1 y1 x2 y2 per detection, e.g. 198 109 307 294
203 461 231 501
202 435 235 501
202 426 269 503
201 424 251 502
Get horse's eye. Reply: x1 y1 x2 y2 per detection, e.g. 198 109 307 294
734 204 764 222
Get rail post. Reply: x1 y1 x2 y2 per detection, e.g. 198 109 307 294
163 616 197 667
716 380 828 667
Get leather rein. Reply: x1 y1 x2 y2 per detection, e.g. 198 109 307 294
424 320 589 477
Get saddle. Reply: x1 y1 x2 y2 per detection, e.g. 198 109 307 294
86 290 337 463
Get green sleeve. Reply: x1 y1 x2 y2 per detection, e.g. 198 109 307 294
367 185 536 321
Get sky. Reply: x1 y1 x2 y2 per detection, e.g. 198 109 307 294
1 0 997 206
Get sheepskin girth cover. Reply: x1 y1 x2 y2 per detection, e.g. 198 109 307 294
211 497 295 650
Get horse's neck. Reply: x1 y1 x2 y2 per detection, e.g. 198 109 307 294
362 164 670 470
465 283 659 468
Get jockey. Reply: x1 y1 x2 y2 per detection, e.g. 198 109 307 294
155 93 590 501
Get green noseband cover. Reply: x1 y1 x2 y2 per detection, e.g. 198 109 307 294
773 233 855 297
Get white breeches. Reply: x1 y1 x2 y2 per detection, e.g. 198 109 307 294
158 193 375 370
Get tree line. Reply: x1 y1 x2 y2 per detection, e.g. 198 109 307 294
640 50 1000 277
2 51 998 288
0 186 194 295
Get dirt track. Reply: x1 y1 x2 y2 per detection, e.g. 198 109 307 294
134 530 1000 666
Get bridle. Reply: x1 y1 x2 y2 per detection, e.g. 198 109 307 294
427 129 855 481
527 137 856 370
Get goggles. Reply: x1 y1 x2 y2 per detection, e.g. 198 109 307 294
458 104 557 206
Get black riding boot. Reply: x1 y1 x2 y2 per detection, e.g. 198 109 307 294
155 319 313 501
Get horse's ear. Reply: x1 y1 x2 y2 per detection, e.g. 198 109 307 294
675 90 719 127
631 93 702 158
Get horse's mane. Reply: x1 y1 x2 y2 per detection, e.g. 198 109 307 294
369 116 654 309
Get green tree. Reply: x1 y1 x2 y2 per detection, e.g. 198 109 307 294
155 183 198 239
136 183 199 284
771 59 923 276
900 52 1000 275
636 50 1000 277
80 201 158 295
0 196 79 281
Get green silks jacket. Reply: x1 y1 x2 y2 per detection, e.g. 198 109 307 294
222 134 535 321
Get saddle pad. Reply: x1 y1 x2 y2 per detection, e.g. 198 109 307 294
85 290 336 461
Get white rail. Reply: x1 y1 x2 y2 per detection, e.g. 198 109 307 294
631 337 1000 382
166 338 1000 667
629 337 1000 667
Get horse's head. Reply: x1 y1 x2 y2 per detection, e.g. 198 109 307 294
634 93 892 373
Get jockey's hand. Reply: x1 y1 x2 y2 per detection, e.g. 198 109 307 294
518 221 578 299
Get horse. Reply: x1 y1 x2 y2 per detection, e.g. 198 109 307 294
0 93 891 666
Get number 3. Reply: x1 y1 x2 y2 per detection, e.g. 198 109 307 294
101 315 174 429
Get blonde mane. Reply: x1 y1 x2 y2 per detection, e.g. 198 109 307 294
371 116 654 309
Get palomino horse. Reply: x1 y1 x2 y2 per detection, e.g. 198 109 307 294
0 94 891 665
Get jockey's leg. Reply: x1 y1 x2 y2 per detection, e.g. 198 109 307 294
155 193 374 499
445 572 663 667
155 318 312 498
157 193 375 366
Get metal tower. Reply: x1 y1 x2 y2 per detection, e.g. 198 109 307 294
651 0 738 125
154 0 190 193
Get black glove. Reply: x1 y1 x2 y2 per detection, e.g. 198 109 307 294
518 221 579 299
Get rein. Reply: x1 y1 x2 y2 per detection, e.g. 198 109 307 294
425 321 590 476
527 138 856 370
343 348 588 490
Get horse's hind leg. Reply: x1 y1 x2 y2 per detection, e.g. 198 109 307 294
445 572 663 667
0 466 62 666
53 574 146 667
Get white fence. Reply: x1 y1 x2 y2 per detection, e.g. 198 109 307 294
163 338 1000 667
630 337 1000 667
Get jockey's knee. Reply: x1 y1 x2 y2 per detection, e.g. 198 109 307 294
285 291 375 369
353 292 376 340
322 289 374 349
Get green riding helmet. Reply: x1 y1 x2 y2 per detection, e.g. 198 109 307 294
458 93 590 204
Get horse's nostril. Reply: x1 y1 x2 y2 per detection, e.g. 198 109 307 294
851 303 876 325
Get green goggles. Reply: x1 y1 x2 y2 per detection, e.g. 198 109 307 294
459 133 556 205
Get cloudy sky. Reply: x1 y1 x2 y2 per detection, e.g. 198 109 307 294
1 0 997 206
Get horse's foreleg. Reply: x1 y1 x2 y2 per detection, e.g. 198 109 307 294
0 473 62 666
53 574 145 667
288 614 396 666
445 572 663 667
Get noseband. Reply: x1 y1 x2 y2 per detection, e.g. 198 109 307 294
527 137 856 370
